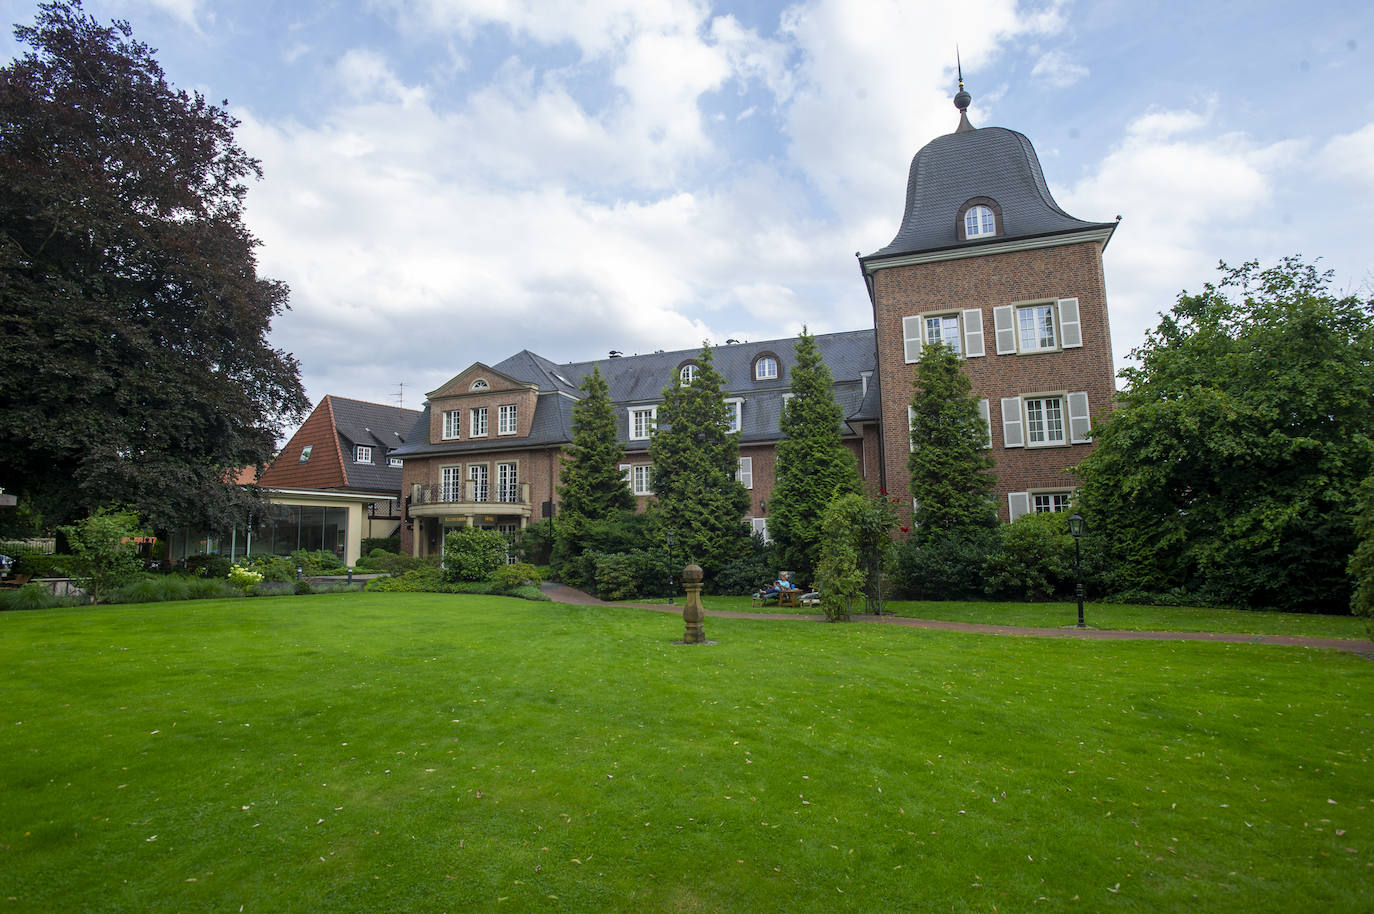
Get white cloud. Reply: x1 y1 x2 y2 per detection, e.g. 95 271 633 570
1030 49 1088 88
1318 122 1374 192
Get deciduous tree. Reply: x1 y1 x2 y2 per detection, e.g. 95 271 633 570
0 1 307 530
1077 257 1374 611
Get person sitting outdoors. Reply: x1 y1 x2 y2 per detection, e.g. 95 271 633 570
757 572 797 600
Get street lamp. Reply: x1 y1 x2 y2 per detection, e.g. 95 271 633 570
666 530 677 605
1067 514 1086 628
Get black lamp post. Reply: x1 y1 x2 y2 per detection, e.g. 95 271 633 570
666 530 676 605
1068 513 1085 628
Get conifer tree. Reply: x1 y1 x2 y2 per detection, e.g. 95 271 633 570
557 367 634 520
769 328 861 581
908 342 998 539
648 343 750 576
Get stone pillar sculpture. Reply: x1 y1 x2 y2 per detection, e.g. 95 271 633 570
680 563 707 644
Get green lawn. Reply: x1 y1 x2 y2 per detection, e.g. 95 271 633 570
3 594 1372 912
653 594 1371 639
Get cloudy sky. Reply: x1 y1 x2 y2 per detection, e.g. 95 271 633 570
5 0 1372 417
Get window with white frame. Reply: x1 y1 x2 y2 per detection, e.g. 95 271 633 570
1000 393 1091 449
470 378 489 391
902 309 984 363
736 456 753 489
388 453 403 468
355 445 372 463
754 356 778 381
1033 491 1073 513
468 463 488 501
620 463 653 496
629 406 657 440
442 409 461 440
751 517 770 542
993 299 1082 355
725 398 743 434
470 406 488 437
679 364 698 386
496 462 519 502
498 404 517 435
441 465 463 502
964 204 995 238
496 523 519 564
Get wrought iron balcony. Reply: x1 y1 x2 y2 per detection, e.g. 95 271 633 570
410 480 531 515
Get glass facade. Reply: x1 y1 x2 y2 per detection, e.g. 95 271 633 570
171 504 350 563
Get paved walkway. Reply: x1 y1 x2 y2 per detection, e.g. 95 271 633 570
540 583 1374 657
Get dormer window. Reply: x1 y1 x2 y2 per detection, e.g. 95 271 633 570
964 204 995 237
679 363 699 386
957 197 1002 241
470 378 490 391
355 445 372 464
753 355 779 381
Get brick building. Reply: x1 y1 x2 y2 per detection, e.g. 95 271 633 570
392 83 1117 554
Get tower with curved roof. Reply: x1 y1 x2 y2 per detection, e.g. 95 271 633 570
859 79 1118 522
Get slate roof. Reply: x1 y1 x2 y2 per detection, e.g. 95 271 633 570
863 122 1115 261
328 396 422 493
391 329 878 458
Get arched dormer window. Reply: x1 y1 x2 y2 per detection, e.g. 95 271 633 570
753 354 780 381
470 378 490 391
679 363 699 386
957 197 1003 241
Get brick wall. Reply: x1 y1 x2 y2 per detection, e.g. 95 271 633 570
258 396 347 490
870 240 1116 522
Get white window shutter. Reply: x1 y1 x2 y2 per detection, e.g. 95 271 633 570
902 316 923 363
1000 397 1024 448
620 464 632 489
1068 391 1092 443
962 308 985 357
907 405 916 452
1058 298 1082 349
1008 492 1030 521
978 399 991 449
993 305 1016 354
737 457 753 489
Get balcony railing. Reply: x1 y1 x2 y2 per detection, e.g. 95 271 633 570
413 480 529 506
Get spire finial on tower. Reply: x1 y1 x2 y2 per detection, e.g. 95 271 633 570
953 47 974 132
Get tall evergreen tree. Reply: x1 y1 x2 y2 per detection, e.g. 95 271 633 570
648 342 750 577
908 342 998 539
769 327 861 581
557 367 635 520
0 1 308 529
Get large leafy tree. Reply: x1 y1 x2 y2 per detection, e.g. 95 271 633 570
907 342 998 540
0 1 307 530
769 327 861 581
647 342 750 577
1077 257 1374 611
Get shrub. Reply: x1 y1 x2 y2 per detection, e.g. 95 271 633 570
291 549 344 575
247 554 296 583
59 508 146 604
13 553 72 578
355 550 426 575
228 564 264 595
294 580 314 595
183 554 232 579
892 529 998 601
983 512 1076 601
1351 474 1374 636
106 573 239 604
710 533 776 595
516 519 554 566
443 527 508 583
366 566 445 592
361 536 401 555
0 582 70 611
490 563 542 592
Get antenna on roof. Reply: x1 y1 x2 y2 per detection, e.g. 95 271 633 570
954 47 974 132
395 381 405 408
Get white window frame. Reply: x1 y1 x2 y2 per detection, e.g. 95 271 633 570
468 463 489 502
632 464 654 496
1032 491 1074 514
298 444 312 464
994 298 1083 355
354 445 372 464
751 517 770 542
754 356 778 381
498 404 518 436
442 409 462 440
470 378 489 391
470 406 488 438
903 309 984 363
736 456 753 489
679 364 698 386
725 398 743 434
1024 395 1067 447
441 465 463 502
628 406 657 441
964 204 995 238
496 461 519 502
977 399 991 449
1017 302 1058 353
388 453 403 468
